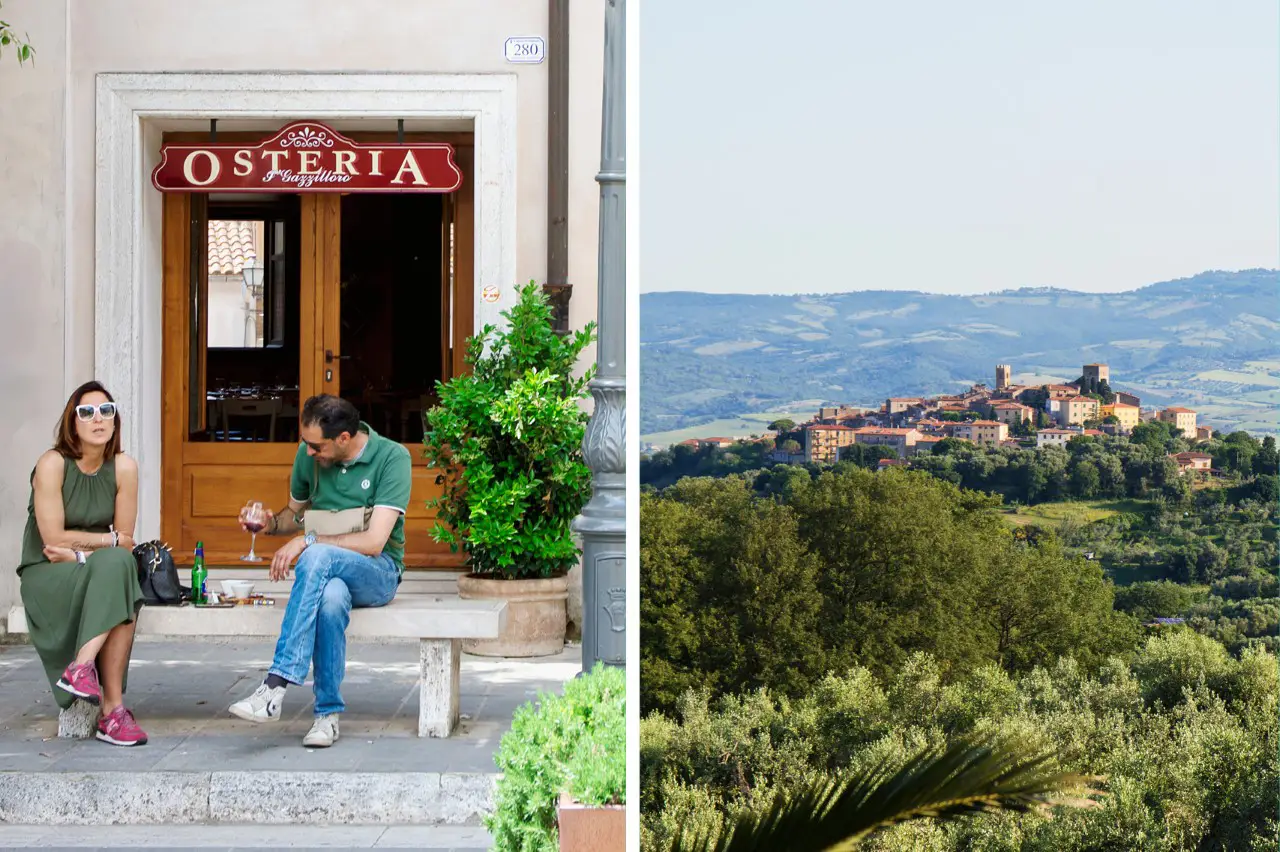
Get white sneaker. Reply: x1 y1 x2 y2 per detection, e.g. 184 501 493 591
303 713 340 748
228 683 286 724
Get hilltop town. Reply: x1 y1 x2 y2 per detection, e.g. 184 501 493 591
674 362 1218 474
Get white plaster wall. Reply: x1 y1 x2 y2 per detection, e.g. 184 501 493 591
0 0 607 617
208 276 249 347
0 0 69 623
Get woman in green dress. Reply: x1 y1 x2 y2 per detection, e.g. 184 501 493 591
17 380 148 746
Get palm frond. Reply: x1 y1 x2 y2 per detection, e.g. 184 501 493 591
668 734 1103 852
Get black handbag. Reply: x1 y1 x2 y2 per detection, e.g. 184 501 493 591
132 540 189 605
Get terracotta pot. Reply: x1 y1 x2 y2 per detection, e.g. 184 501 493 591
557 792 625 852
456 572 568 657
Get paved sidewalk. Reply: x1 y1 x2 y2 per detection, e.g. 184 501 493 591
0 823 492 849
0 639 578 771
0 639 579 828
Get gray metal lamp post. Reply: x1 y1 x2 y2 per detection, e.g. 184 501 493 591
574 0 626 672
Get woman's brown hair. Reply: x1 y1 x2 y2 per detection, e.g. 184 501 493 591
53 380 122 461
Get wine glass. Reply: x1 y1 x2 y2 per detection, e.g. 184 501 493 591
241 501 266 562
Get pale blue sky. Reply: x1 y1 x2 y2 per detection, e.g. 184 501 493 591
639 1 1279 295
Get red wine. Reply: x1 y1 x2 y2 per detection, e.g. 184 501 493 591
244 521 265 533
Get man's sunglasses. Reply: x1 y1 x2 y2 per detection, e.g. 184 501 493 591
75 402 118 422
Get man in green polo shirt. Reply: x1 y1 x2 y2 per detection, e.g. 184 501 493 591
227 394 412 748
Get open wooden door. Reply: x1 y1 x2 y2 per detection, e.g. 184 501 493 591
161 137 473 569
316 145 474 569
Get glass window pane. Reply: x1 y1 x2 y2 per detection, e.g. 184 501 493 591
191 201 301 442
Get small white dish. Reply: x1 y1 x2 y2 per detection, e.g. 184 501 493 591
220 579 256 599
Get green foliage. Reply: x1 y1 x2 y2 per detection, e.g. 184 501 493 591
666 734 1094 852
0 2 35 67
488 663 626 851
640 478 826 714
640 467 1134 715
838 444 899 469
1113 580 1200 621
641 639 1278 851
645 424 1279 511
423 281 596 579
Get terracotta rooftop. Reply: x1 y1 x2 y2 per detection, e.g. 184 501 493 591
208 219 263 276
807 424 855 431
1164 407 1196 414
961 420 1004 427
1172 452 1213 460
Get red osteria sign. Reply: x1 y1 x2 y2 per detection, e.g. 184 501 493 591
151 121 462 193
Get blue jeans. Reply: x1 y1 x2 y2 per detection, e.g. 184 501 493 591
268 544 399 716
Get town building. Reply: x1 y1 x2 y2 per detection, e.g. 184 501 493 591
995 364 1012 390
911 419 952 435
1100 402 1140 432
911 435 945 455
818 406 865 422
951 420 1009 447
1170 452 1213 474
851 427 922 458
1057 396 1101 427
1036 428 1081 448
1158 407 1198 437
805 424 858 464
0 0 608 630
991 401 1034 425
885 397 926 415
1195 425 1214 443
1114 391 1142 407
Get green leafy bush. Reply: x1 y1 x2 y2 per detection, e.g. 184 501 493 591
488 662 626 851
424 280 596 579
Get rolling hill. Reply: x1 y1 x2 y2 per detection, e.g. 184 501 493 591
640 269 1279 438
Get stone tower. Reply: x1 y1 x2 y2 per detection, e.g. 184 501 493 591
1083 363 1110 385
995 364 1012 390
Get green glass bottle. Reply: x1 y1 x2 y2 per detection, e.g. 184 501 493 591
192 541 207 605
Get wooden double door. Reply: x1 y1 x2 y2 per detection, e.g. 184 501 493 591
160 136 473 568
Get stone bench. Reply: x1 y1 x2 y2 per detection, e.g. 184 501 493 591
5 594 507 739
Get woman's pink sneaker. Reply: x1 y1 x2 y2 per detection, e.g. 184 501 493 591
96 706 148 747
56 661 101 704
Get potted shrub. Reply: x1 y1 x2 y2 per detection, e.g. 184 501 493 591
424 280 596 656
486 663 626 852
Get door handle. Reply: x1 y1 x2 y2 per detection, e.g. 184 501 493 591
324 349 352 364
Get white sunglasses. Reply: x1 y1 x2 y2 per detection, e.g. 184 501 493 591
75 402 118 422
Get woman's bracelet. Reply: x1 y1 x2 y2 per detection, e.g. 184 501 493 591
269 514 280 535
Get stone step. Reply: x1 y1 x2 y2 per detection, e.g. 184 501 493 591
0 770 497 826
0 823 492 849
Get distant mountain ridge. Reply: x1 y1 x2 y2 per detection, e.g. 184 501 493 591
640 269 1279 437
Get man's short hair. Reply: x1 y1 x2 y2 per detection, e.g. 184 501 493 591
300 394 362 440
